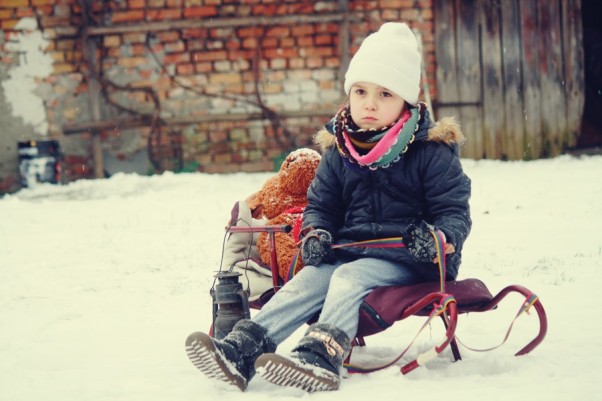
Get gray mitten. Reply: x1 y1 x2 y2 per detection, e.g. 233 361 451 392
300 229 335 266
403 221 444 263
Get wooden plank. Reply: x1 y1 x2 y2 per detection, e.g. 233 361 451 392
537 0 566 157
480 0 505 159
434 0 462 139
561 0 585 148
500 0 525 160
518 0 542 159
80 0 105 178
456 0 482 159
62 109 334 135
84 13 359 36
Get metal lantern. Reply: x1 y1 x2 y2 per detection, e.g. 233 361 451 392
211 271 250 339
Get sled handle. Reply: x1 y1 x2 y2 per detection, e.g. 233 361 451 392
226 225 292 289
480 285 548 356
226 225 292 234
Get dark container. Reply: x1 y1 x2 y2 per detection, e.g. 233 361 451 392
18 140 62 187
211 271 250 340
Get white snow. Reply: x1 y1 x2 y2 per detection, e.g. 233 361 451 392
1 155 601 400
2 17 53 135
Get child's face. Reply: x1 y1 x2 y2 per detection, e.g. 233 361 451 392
349 82 406 129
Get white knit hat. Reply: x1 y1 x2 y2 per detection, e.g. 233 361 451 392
344 22 421 105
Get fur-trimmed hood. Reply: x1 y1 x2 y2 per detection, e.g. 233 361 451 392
314 113 465 153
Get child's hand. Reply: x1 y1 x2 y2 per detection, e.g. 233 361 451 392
433 243 456 263
403 221 452 263
300 229 335 266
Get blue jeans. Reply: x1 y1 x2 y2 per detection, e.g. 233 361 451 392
252 257 422 344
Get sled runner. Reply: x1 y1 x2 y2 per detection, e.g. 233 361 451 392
218 221 548 375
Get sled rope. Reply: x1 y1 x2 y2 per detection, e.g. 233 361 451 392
345 293 457 374
452 292 540 353
332 237 406 248
288 229 448 293
287 237 408 282
431 229 447 292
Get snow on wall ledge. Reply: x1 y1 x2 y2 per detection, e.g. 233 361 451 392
2 17 53 136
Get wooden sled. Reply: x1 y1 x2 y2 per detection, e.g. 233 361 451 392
225 224 548 375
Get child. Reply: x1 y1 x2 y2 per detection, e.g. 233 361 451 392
185 22 471 393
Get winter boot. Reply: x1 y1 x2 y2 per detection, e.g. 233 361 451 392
185 320 276 391
254 322 351 392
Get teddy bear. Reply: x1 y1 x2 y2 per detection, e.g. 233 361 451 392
247 148 321 282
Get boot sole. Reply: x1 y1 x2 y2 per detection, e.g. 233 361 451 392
254 353 340 392
185 332 247 391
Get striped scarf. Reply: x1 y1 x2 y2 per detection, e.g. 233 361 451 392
332 104 421 170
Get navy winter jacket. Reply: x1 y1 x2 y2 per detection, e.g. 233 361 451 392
302 109 472 281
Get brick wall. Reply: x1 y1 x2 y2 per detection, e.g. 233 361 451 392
0 0 436 190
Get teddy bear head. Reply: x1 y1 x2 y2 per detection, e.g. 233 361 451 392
248 148 321 220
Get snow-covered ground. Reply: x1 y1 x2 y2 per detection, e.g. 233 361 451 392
1 155 601 401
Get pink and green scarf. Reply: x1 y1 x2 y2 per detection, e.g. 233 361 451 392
332 104 422 169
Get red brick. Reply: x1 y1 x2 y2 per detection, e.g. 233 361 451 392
300 47 333 57
1 20 19 30
261 37 277 48
225 39 240 50
111 10 144 23
1 0 28 8
16 8 34 17
128 0 145 8
289 58 305 68
103 35 121 47
265 26 289 37
306 57 324 68
164 52 190 64
266 47 298 59
228 49 254 60
238 27 264 38
297 36 313 47
210 28 234 39
183 6 217 18
182 28 208 39
53 63 76 74
252 4 278 15
40 16 70 27
280 37 295 47
121 57 151 67
291 25 314 36
379 0 415 8
209 73 241 85
123 33 147 43
176 63 195 75
324 57 340 68
319 24 340 34
192 50 226 62
147 8 182 21
242 37 257 49
195 62 212 73
314 34 332 45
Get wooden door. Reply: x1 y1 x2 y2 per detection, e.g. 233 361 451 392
434 0 584 160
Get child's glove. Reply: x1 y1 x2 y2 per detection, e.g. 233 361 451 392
403 221 444 263
300 229 335 266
